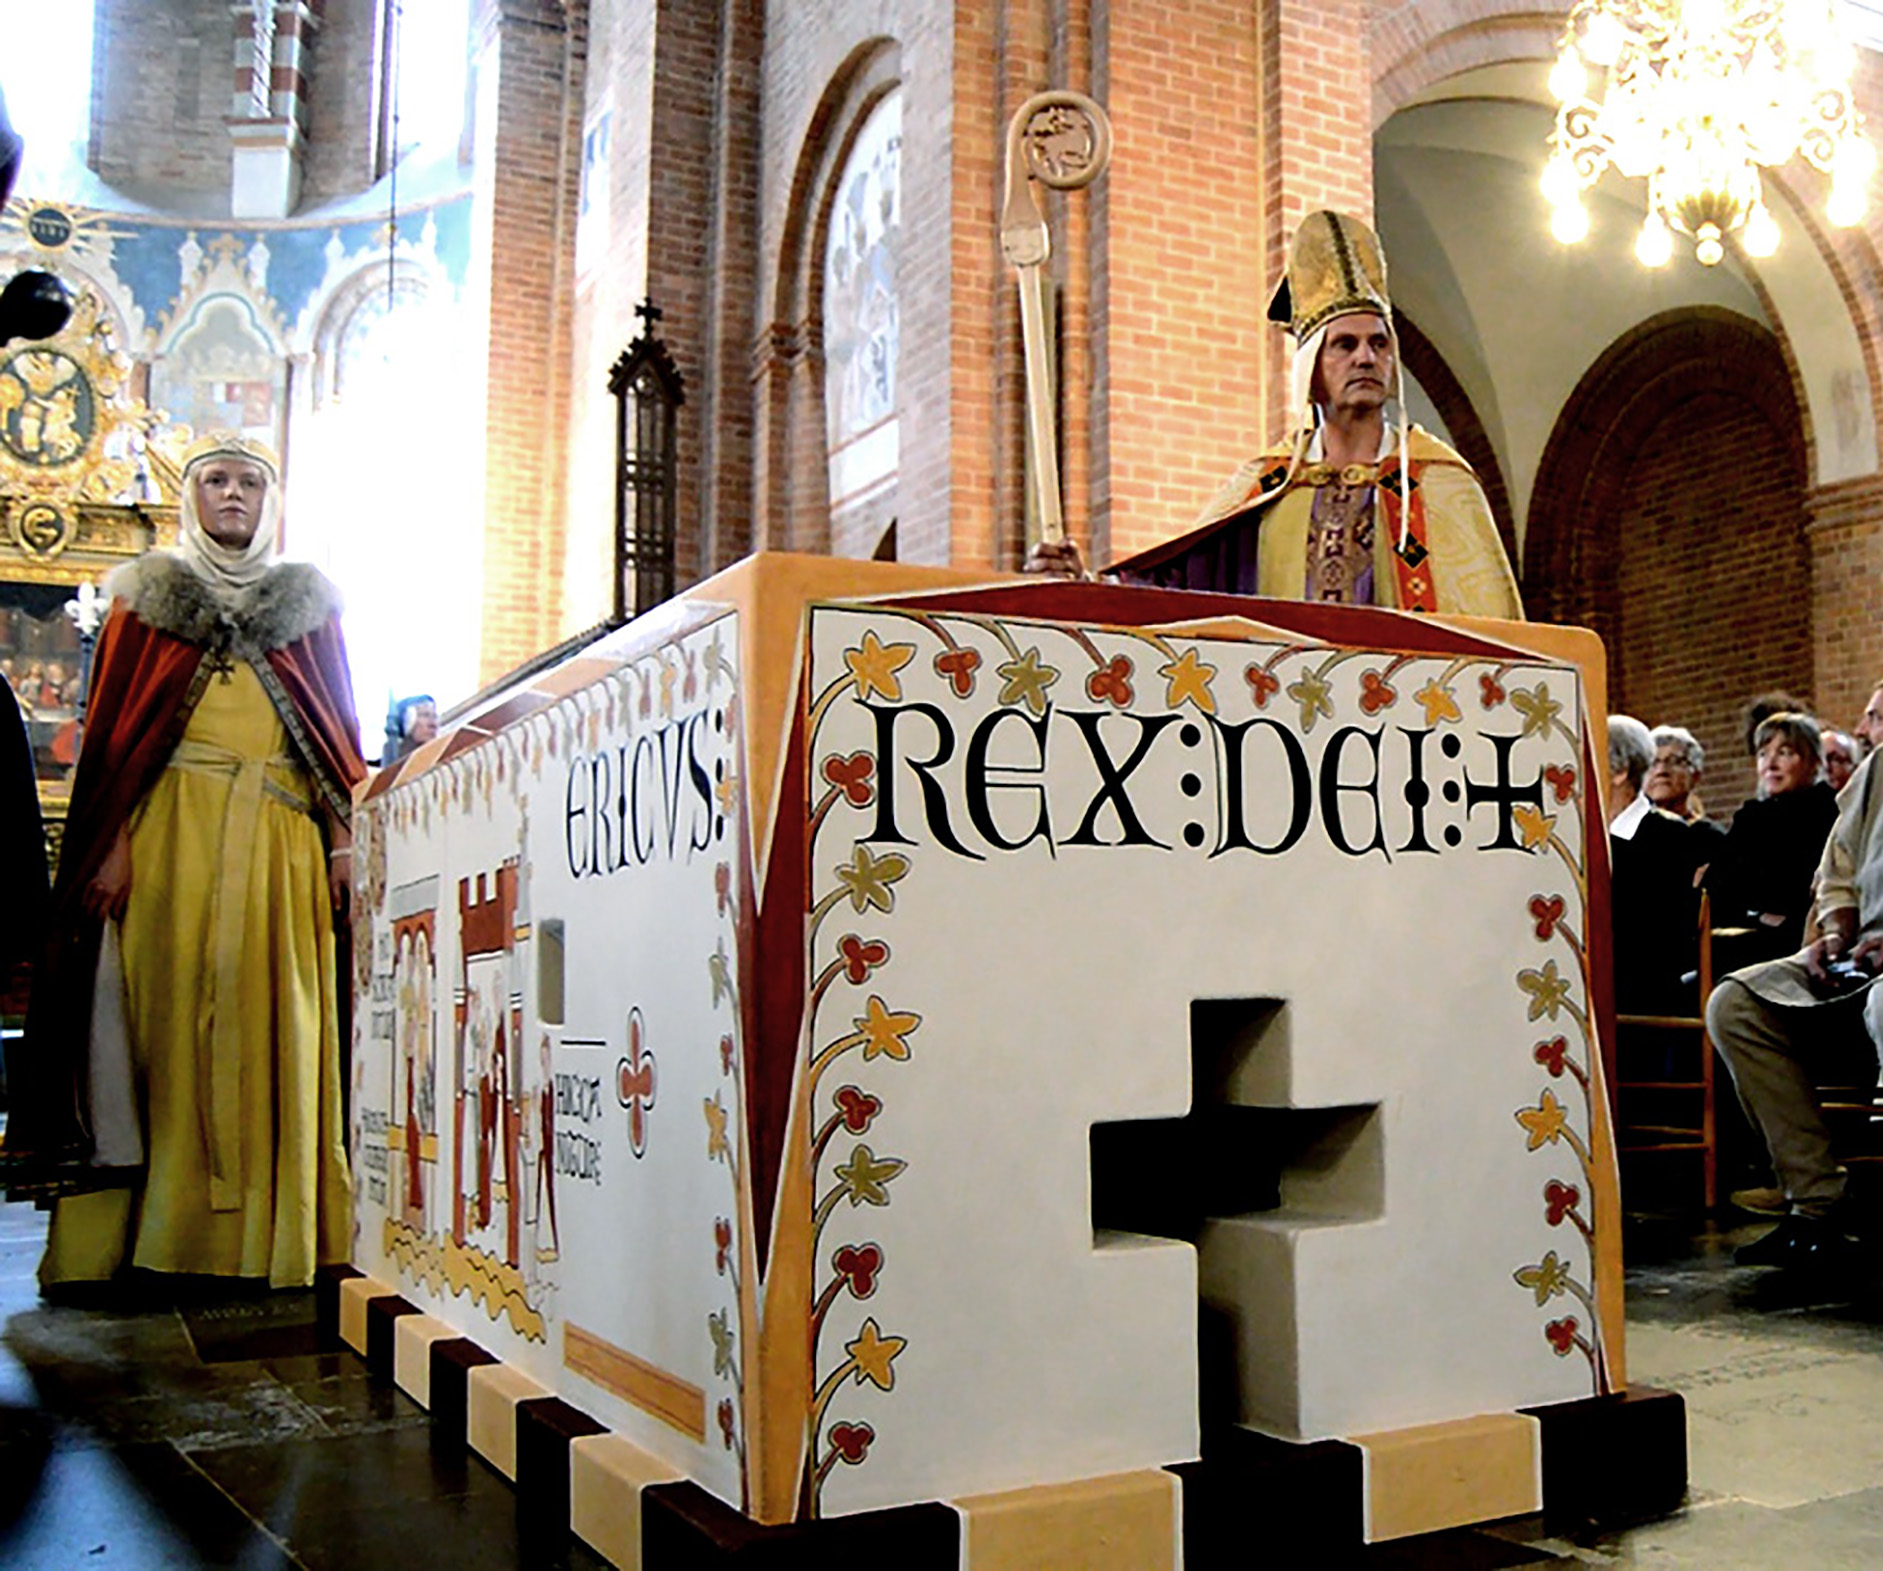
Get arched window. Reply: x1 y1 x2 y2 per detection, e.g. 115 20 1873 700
823 88 900 552
294 261 481 743
331 272 432 406
0 0 93 194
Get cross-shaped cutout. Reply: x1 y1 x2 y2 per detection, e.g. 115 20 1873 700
1091 998 1382 1436
203 647 238 684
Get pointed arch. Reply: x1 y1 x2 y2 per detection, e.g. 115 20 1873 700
1527 308 1809 809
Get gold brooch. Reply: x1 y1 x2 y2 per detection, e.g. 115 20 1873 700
1301 462 1380 488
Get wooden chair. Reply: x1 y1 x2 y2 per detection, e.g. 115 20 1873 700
1615 893 1717 1210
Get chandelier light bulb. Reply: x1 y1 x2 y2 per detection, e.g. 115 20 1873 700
1812 32 1858 85
1581 10 1626 66
1540 154 1581 208
1743 204 1780 257
1551 200 1591 245
1681 0 1726 42
1827 180 1867 227
1635 213 1674 266
1547 0 1873 258
1549 50 1588 104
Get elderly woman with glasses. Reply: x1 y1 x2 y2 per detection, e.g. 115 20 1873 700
1647 723 1725 862
1645 726 1710 820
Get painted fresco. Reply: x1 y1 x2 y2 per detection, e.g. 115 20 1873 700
0 195 472 468
351 608 750 1507
798 603 1605 1515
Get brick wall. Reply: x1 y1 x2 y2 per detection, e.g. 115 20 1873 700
89 0 234 198
88 0 388 211
545 0 1883 726
566 0 654 628
1527 310 1811 817
571 0 1395 587
300 0 391 205
1612 392 1811 815
1805 478 1883 745
751 5 904 559
471 0 585 680
1091 1 1267 567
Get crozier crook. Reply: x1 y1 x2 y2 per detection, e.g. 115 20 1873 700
1001 89 1111 576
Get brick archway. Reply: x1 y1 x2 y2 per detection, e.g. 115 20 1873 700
1367 6 1560 128
755 37 901 556
1526 308 1810 811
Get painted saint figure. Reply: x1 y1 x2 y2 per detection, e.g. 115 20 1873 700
532 1032 558 1263
1115 210 1523 619
16 432 366 1289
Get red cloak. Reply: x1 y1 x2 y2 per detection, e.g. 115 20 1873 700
6 571 366 1179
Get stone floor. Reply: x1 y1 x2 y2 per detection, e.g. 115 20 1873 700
0 1194 1880 1567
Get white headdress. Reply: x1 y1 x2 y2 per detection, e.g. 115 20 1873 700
175 431 282 598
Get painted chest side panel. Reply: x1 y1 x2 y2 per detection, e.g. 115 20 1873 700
351 611 751 1507
800 604 1605 1517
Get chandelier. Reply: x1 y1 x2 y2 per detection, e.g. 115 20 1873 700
1542 0 1875 265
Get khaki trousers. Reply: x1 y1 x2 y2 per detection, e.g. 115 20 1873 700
1706 975 1883 1216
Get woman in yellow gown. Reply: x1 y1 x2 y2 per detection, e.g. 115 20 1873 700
27 433 365 1289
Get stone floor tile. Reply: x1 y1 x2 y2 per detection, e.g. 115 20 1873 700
0 1438 296 1569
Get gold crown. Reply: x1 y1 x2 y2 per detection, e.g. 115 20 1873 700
182 430 279 478
1267 211 1391 342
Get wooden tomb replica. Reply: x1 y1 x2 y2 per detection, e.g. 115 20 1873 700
327 553 1687 1568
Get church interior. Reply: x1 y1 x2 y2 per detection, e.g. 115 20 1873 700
5 0 1883 1566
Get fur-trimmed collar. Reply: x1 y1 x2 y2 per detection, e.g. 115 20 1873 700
105 553 342 656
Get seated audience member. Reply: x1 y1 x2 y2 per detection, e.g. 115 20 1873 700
382 693 439 763
1709 745 1883 1267
1856 681 1883 759
1609 715 1704 1013
1646 724 1717 823
1823 729 1859 794
1648 724 1725 867
1705 713 1841 971
1743 690 1811 763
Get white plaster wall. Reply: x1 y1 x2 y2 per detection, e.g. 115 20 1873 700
1377 62 1880 540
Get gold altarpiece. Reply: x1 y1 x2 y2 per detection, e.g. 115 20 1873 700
0 283 183 863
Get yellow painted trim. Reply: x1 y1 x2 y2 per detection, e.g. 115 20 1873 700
753 1060 814 1524
565 1321 706 1443
1426 615 1625 1391
1351 1412 1541 1542
954 1470 1180 1571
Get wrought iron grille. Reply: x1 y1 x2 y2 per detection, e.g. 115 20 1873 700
607 299 685 621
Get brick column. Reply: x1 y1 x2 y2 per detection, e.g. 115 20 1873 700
1090 1 1267 565
1257 0 1373 444
1087 0 1373 566
471 0 585 682
229 0 319 217
643 0 746 588
1805 476 1883 731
